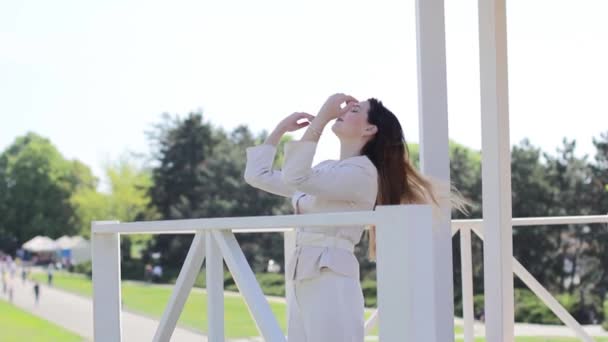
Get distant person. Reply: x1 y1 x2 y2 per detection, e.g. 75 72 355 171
21 267 27 284
9 259 16 278
152 265 163 283
47 265 54 286
267 259 281 273
144 264 153 283
33 282 40 305
1 269 7 295
5 275 13 303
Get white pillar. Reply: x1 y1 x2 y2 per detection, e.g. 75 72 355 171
460 227 475 342
283 229 296 327
92 221 122 342
477 0 514 340
414 0 454 339
206 231 225 342
375 205 440 341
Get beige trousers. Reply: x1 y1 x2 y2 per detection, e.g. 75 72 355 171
286 267 365 342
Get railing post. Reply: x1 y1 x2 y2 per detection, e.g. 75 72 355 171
283 229 296 326
460 227 475 342
92 221 122 342
212 230 286 341
153 232 207 342
375 205 438 341
471 227 595 342
206 230 225 342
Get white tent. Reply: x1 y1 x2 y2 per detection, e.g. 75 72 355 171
55 235 74 249
22 236 59 253
55 235 91 265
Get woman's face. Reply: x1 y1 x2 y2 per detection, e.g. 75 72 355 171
330 100 376 140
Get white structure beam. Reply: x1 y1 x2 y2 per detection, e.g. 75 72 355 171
375 205 441 341
153 232 206 342
92 221 122 342
477 0 514 339
212 230 285 341
206 231 225 342
415 0 454 339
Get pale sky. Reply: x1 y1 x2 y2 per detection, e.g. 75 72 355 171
1 0 606 187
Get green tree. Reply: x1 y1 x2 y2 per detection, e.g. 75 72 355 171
146 113 291 272
71 156 156 238
511 139 561 291
0 133 94 252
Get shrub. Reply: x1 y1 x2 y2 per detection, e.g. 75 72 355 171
361 279 377 308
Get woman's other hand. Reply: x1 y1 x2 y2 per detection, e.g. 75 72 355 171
278 112 316 132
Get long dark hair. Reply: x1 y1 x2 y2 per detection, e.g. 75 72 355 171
362 98 468 260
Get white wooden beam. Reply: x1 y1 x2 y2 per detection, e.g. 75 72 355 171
376 205 439 341
206 231 225 342
153 232 206 342
415 0 454 339
364 309 379 335
460 227 475 342
93 211 378 235
212 230 285 341
92 221 122 342
477 0 514 339
283 229 296 329
471 227 594 342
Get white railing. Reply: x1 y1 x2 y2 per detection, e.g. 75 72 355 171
453 214 608 342
91 205 444 342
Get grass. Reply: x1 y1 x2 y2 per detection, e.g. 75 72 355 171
32 271 285 337
33 272 386 337
0 299 84 342
34 272 608 341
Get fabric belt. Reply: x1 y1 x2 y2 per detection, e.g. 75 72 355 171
296 232 355 252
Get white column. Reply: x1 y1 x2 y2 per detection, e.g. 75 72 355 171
375 205 440 341
414 0 454 339
92 221 122 342
460 227 475 342
283 229 296 327
206 231 225 342
477 0 514 339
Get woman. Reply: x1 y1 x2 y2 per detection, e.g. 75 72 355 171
244 93 465 341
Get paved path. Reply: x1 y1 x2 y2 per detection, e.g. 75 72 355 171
1 275 209 341
452 317 608 338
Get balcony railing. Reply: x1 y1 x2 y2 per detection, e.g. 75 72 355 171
91 204 440 342
452 214 608 342
92 206 608 341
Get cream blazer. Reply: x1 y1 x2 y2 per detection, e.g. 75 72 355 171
244 140 378 281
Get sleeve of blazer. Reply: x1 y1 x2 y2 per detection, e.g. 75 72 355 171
243 144 296 198
281 140 378 203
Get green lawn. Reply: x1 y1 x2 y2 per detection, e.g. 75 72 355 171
32 271 285 337
0 299 84 342
33 272 386 338
33 272 608 341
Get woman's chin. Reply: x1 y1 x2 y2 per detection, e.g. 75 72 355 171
330 126 344 139
330 125 340 134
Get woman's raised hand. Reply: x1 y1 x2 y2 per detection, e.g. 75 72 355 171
317 93 358 121
278 112 316 132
